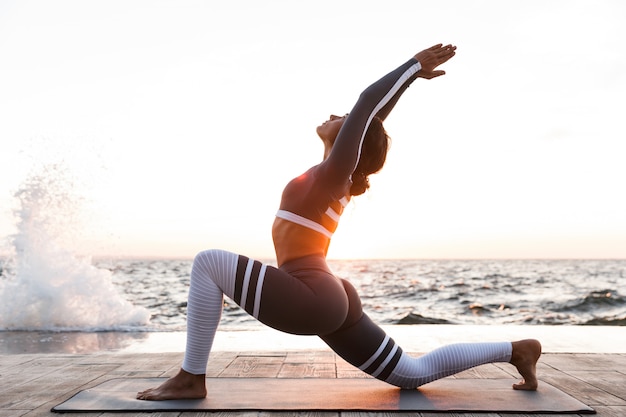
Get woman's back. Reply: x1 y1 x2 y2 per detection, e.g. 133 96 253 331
272 164 350 265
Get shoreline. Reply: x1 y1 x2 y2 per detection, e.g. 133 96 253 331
1 324 625 355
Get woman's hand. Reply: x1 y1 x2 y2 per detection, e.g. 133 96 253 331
414 44 457 79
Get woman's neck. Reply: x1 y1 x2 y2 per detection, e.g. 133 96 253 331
322 140 333 160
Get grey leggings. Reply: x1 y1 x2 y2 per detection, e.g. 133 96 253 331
182 249 512 389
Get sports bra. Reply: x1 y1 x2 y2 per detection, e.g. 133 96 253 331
275 58 423 238
276 196 349 238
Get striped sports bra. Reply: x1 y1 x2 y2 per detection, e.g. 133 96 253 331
275 196 349 238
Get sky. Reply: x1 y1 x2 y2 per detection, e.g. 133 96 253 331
1 0 625 260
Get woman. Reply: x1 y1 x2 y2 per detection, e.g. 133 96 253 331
137 44 541 401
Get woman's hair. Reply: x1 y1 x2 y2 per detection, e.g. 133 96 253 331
349 116 390 196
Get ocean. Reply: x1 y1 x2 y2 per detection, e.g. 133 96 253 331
1 256 624 332
2 158 625 334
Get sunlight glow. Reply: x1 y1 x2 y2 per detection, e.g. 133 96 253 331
1 0 625 260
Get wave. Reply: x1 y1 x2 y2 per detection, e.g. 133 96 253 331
582 317 626 326
396 313 455 325
551 289 625 313
0 164 150 331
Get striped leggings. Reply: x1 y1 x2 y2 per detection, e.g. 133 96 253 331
182 249 512 389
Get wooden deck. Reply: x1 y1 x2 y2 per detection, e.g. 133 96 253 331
1 350 625 417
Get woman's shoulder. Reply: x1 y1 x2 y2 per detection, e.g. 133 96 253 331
281 163 348 201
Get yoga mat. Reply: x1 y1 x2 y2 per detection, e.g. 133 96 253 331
52 377 595 414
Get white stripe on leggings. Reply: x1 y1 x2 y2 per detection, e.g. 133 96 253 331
358 334 390 371
238 258 255 309
371 343 399 378
252 264 267 318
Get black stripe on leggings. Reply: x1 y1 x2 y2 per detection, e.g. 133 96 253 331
363 338 395 375
233 256 249 305
244 260 262 314
376 344 403 381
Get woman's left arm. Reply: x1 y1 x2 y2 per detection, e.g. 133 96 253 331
376 44 456 120
322 44 456 181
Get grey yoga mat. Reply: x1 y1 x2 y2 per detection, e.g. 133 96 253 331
52 377 595 414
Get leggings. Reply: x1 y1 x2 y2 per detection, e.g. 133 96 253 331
182 249 512 389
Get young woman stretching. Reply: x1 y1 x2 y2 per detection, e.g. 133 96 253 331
137 43 541 401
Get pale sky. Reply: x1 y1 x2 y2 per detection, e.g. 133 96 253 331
1 0 625 260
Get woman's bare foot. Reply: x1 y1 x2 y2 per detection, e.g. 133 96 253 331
136 369 207 400
510 339 542 390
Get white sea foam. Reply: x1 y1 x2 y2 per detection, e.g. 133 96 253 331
0 163 150 331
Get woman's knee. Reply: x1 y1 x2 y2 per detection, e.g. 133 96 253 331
193 249 238 270
191 249 239 295
194 248 231 263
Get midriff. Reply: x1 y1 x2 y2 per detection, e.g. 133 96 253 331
272 217 331 267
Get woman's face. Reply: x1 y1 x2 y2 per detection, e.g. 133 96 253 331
316 114 347 143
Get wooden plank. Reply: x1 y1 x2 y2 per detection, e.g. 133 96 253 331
568 371 626 404
111 353 181 373
0 353 37 367
0 355 73 389
539 371 625 407
219 354 285 377
592 406 626 417
0 411 29 417
281 350 337 378
285 351 336 363
0 392 32 414
335 356 370 379
278 362 336 378
3 359 118 411
336 365 369 379
207 352 239 377
540 353 626 372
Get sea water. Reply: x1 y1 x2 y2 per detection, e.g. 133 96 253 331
2 255 625 332
1 165 625 332
95 257 626 331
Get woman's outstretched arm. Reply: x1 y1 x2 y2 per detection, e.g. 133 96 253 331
321 44 456 182
376 43 457 120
